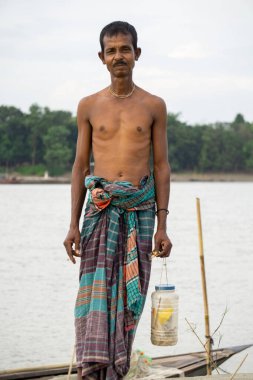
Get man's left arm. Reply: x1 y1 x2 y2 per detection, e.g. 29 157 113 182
152 97 172 257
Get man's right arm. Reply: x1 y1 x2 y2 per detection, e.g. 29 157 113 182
63 98 92 264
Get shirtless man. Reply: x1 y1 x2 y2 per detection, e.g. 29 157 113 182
64 21 172 380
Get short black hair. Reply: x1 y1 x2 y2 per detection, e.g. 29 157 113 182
100 21 138 51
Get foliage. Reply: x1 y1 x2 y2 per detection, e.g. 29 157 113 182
43 125 72 176
15 164 47 176
0 105 252 175
167 112 253 173
0 104 76 176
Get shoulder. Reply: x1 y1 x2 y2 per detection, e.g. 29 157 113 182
77 89 104 110
137 87 167 116
150 95 167 117
77 88 108 119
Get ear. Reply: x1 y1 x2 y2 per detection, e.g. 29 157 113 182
98 51 105 64
135 47 141 61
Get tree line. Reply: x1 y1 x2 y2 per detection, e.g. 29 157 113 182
0 104 252 176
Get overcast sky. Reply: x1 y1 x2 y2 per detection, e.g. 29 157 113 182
1 0 253 124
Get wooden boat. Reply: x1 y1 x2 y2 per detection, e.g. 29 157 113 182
152 344 252 377
0 344 251 379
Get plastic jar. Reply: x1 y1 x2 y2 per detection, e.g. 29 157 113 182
151 284 179 346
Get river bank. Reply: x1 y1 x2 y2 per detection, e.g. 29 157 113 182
1 172 253 184
171 172 253 182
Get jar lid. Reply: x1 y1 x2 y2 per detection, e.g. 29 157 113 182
155 284 175 291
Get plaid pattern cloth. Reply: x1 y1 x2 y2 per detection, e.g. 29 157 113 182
75 174 155 379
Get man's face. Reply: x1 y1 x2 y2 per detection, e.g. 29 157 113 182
99 33 140 77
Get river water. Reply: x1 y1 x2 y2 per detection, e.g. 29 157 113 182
0 182 252 373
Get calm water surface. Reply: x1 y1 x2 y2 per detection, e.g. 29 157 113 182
0 183 252 373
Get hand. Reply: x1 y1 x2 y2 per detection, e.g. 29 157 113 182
63 226 81 264
153 230 172 258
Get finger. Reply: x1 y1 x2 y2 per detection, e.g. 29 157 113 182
69 251 76 264
63 239 73 255
158 251 170 258
64 240 76 264
74 238 81 256
152 243 161 257
154 238 161 253
68 249 76 264
159 241 172 257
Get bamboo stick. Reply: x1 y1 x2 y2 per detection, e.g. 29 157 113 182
196 197 212 375
67 344 76 380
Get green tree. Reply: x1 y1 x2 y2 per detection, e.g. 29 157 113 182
42 108 76 164
26 104 45 165
199 126 227 171
43 125 72 175
0 106 29 169
167 113 202 171
242 123 253 170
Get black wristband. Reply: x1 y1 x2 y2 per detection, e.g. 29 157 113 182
155 208 169 216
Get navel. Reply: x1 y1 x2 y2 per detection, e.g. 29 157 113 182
118 171 123 177
137 126 142 132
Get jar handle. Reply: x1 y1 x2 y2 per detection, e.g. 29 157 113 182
159 257 169 286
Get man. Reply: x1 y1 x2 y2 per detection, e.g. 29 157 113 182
64 21 172 380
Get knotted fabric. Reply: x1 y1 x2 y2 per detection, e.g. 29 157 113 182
75 174 155 379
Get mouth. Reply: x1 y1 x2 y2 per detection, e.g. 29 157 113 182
113 62 127 67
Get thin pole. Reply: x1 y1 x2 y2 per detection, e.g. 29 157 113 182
67 344 76 380
196 198 212 375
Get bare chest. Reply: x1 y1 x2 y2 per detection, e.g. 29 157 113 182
89 100 153 140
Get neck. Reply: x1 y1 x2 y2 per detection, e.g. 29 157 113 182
110 76 134 95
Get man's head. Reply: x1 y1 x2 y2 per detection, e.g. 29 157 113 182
99 21 138 52
98 21 141 77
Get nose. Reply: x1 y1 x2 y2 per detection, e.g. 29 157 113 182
114 50 123 60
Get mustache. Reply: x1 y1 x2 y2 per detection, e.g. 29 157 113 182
113 61 127 67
